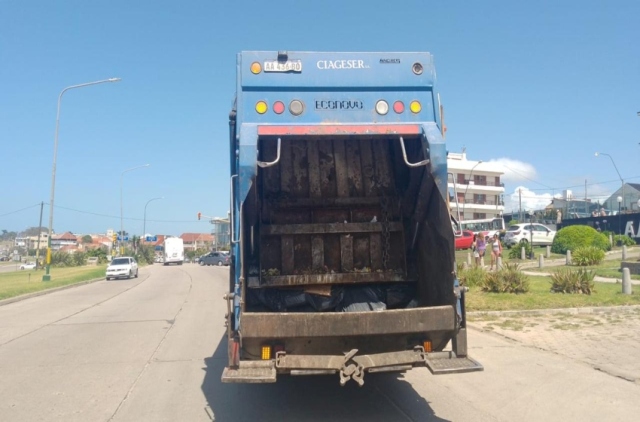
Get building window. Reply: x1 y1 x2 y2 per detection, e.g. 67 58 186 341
457 173 466 184
473 213 486 219
473 194 486 204
474 175 486 186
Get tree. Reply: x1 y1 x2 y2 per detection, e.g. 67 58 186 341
21 227 48 237
81 235 93 244
1 230 18 241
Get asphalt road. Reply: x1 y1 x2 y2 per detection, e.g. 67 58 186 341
0 264 638 422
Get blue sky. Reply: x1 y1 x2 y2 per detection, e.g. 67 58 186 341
1 0 639 236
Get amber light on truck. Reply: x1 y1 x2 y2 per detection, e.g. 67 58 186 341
261 345 272 360
410 101 422 114
255 101 268 114
250 62 262 74
423 340 432 353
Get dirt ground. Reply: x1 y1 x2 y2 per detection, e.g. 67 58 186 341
468 306 640 383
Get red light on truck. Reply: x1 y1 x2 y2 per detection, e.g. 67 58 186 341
393 101 405 114
273 101 285 114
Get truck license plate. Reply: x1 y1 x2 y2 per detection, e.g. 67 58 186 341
263 60 302 72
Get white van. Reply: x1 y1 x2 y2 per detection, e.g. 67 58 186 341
163 237 184 265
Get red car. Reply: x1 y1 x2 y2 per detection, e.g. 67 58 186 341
454 230 475 250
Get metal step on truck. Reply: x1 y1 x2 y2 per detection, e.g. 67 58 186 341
222 51 483 386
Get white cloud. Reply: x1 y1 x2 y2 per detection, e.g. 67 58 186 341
486 158 537 183
503 186 558 214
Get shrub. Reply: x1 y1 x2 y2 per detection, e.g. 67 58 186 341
479 263 529 294
72 251 87 266
550 268 595 294
614 234 636 247
508 239 532 259
572 246 605 266
51 251 73 267
458 266 486 288
551 225 610 254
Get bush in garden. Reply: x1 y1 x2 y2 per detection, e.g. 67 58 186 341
72 251 87 266
613 234 636 247
457 266 486 288
550 268 595 294
551 225 610 254
479 263 529 294
51 251 73 267
572 246 605 266
508 239 532 259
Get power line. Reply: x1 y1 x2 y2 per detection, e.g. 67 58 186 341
0 203 42 217
49 204 207 224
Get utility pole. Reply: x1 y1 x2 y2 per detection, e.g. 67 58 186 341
585 179 588 216
35 201 44 270
518 189 522 222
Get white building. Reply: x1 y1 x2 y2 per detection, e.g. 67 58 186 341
447 151 505 221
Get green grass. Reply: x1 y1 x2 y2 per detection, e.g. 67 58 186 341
0 265 107 300
524 259 640 280
466 275 640 312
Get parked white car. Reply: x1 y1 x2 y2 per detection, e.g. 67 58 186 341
504 223 556 247
106 257 139 280
20 262 36 270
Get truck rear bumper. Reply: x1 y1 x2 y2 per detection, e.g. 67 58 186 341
222 306 483 385
221 348 483 385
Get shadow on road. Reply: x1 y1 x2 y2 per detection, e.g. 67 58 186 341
202 334 449 422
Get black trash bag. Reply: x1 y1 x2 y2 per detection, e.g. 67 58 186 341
341 286 387 312
281 290 307 309
306 287 344 311
385 283 416 308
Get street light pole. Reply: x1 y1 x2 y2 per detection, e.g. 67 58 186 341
43 78 121 282
143 197 164 238
120 164 150 256
595 152 624 213
461 160 483 220
617 196 622 236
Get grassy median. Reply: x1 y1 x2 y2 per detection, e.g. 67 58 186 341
0 265 107 301
467 275 640 312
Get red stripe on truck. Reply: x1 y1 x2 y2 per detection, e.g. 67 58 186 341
257 124 421 136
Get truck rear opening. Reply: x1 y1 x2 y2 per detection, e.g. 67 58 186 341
223 51 482 385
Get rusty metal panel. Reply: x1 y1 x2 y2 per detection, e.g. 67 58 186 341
279 138 293 194
369 233 383 271
270 197 380 209
307 141 322 198
372 138 392 193
281 235 294 274
311 235 324 271
263 222 402 235
333 139 349 197
241 306 455 338
291 140 309 197
359 139 375 197
352 234 370 270
317 140 337 197
345 140 364 197
340 235 353 272
246 271 411 288
260 235 282 274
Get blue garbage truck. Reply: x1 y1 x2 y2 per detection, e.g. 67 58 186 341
222 51 483 385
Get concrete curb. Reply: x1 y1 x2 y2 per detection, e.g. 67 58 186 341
468 304 640 318
0 276 105 307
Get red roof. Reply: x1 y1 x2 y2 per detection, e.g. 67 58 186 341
180 233 214 243
53 232 77 241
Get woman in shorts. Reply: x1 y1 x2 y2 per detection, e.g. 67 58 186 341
489 233 502 271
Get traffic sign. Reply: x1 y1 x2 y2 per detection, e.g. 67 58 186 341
145 236 157 242
117 236 129 241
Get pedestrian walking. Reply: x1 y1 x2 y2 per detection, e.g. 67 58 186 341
472 234 480 267
477 234 487 268
489 233 502 271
